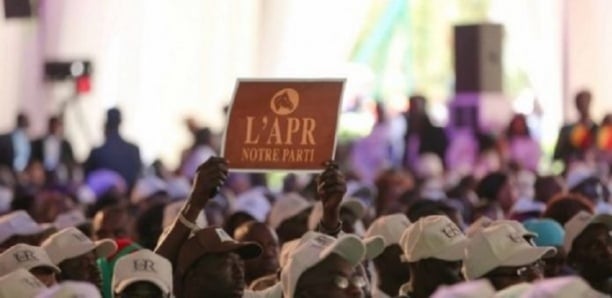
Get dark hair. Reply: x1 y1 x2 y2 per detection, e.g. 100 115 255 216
505 114 530 138
476 172 509 203
543 194 594 226
534 176 563 204
194 128 212 146
135 202 165 250
105 108 122 131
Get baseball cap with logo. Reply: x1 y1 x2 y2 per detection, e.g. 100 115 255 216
364 214 411 248
35 281 101 298
520 276 608 298
400 215 468 262
0 243 60 276
281 232 366 298
268 193 312 230
462 224 556 280
176 227 262 277
0 210 45 244
0 268 45 297
563 210 612 254
41 227 117 265
113 249 172 295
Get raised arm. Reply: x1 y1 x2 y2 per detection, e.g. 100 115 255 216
154 157 228 266
316 160 347 237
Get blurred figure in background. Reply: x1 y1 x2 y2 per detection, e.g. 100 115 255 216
30 116 75 176
85 108 142 189
554 90 599 166
543 193 594 226
180 127 216 180
501 114 541 172
0 113 31 173
474 172 517 220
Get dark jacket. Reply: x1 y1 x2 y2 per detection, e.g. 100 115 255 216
553 122 599 162
84 132 142 188
30 136 75 168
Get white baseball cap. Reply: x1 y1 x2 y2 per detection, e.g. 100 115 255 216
520 276 608 298
466 216 494 237
0 243 60 276
493 282 532 298
364 214 411 248
431 280 496 298
268 193 312 230
563 211 612 254
281 233 366 298
400 215 468 263
308 198 366 230
463 224 556 280
466 218 536 239
35 281 101 298
0 268 45 297
232 188 271 222
53 210 89 230
0 210 45 244
363 236 385 260
279 239 301 268
131 176 168 205
113 249 172 295
41 227 117 265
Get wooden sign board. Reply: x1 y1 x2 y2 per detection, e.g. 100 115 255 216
221 79 344 172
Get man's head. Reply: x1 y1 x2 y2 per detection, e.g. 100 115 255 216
564 211 612 282
575 90 592 120
42 227 117 289
176 227 262 298
365 214 412 287
281 233 366 298
48 116 63 136
233 221 280 284
16 113 29 130
105 108 122 133
463 223 556 291
269 193 313 244
0 243 61 287
0 211 46 252
401 215 468 291
476 172 517 213
113 249 172 298
93 205 131 241
543 194 594 226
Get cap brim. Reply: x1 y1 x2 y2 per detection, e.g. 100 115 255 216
364 236 385 260
31 263 61 274
225 241 262 260
94 239 118 259
320 234 366 266
502 246 557 267
115 277 170 295
435 238 469 261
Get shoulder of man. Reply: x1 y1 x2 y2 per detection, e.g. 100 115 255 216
243 283 282 298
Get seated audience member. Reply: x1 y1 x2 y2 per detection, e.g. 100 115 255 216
42 227 117 291
268 192 313 245
364 214 411 298
36 281 101 298
534 175 564 205
0 210 47 252
475 172 517 220
523 218 571 277
520 276 608 298
502 113 541 172
399 215 468 298
113 249 172 298
0 243 60 287
566 163 612 214
53 209 92 238
234 221 280 287
281 232 367 298
463 224 556 291
563 211 612 295
543 193 594 226
0 268 46 297
509 170 544 221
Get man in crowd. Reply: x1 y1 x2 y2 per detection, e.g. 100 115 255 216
0 243 60 286
364 214 411 298
564 211 612 294
42 227 117 291
85 108 142 189
234 221 280 287
399 215 468 298
463 223 556 291
113 249 173 298
0 210 47 252
553 90 599 164
0 113 31 172
30 116 75 174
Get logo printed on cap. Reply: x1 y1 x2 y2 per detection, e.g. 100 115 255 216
215 228 234 243
71 232 89 242
311 235 334 249
133 259 156 273
441 223 461 239
13 250 38 263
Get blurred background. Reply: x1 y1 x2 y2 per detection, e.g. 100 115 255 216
1 0 611 171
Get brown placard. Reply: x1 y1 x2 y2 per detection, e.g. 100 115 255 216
221 79 344 172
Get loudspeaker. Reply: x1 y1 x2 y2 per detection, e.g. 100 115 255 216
44 61 92 81
454 24 503 93
3 0 32 18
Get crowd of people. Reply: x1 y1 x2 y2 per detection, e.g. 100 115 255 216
0 89 609 298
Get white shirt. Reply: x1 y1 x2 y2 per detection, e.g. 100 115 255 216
11 130 30 172
43 136 61 170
